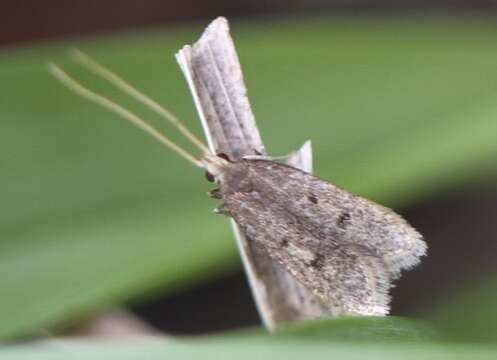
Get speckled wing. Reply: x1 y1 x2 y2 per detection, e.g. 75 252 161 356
223 159 426 314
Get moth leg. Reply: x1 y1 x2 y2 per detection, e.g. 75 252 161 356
213 202 230 216
208 188 222 199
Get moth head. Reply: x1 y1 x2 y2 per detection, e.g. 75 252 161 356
201 154 231 183
204 153 232 183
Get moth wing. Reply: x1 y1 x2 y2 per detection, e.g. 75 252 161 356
244 159 426 279
270 242 390 315
224 186 391 315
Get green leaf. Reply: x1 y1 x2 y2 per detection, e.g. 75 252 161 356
212 316 438 343
271 316 438 342
426 275 497 343
0 317 477 360
0 320 492 360
2 15 497 339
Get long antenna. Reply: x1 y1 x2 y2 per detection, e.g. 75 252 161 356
70 49 210 154
48 63 203 168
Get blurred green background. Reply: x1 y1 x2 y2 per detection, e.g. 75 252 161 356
2 1 497 358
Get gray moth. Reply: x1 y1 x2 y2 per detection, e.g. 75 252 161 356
204 154 426 315
177 16 426 319
49 17 427 326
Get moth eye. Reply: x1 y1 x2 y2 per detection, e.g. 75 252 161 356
308 194 318 204
205 171 215 183
216 153 231 162
280 238 289 247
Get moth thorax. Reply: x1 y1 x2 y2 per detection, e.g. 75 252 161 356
221 161 253 194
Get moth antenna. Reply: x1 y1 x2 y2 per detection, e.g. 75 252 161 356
48 62 203 168
69 48 210 155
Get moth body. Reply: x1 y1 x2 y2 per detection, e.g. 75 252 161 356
50 47 427 320
206 155 426 315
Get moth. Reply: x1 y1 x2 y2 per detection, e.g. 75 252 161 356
49 49 426 317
